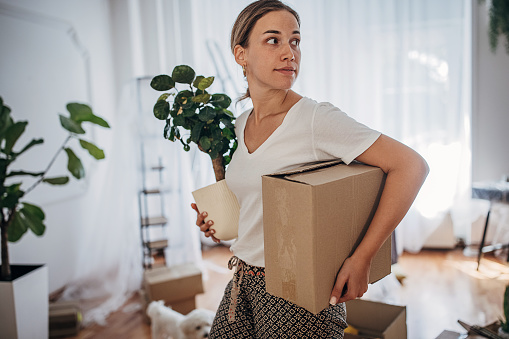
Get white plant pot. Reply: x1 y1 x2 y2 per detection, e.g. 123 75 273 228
0 264 49 339
192 179 240 241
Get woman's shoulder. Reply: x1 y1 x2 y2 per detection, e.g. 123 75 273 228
300 97 346 118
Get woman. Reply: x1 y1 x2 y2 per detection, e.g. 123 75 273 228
192 1 429 338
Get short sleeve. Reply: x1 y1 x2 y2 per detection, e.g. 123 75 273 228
312 102 381 164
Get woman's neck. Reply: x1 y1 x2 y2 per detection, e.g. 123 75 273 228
249 89 302 123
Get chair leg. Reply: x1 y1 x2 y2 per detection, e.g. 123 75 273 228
477 205 491 270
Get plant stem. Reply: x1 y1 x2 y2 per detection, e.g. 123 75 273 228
1 209 12 279
25 135 72 195
211 156 225 182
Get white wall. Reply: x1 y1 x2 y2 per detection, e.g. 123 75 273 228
472 1 509 182
0 0 116 292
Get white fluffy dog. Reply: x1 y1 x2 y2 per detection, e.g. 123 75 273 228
146 300 216 339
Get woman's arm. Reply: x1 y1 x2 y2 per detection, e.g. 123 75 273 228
329 134 429 305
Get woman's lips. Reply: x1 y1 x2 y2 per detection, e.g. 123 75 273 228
275 68 295 75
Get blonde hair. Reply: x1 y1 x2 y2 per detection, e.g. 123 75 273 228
231 0 300 101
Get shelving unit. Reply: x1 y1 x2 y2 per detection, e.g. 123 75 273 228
135 75 172 269
138 156 169 269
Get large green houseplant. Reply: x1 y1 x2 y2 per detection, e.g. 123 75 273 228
0 96 110 280
151 65 239 240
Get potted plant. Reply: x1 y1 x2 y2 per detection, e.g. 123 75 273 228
151 65 239 240
499 285 509 338
0 96 110 338
480 0 509 54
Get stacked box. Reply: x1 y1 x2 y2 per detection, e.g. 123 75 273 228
143 263 204 315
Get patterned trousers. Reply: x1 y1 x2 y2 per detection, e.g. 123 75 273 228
209 257 347 339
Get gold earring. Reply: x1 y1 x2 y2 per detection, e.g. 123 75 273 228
242 65 246 77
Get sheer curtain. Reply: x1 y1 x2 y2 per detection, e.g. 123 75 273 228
182 0 472 253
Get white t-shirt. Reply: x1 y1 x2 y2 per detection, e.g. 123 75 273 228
225 97 381 267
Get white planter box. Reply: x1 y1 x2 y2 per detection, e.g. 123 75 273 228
0 265 48 339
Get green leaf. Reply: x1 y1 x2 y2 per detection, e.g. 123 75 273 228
22 202 45 221
168 126 176 141
0 100 13 137
43 176 70 185
209 149 219 160
198 106 216 122
8 211 28 242
173 114 186 127
65 148 85 179
158 93 172 102
175 90 194 104
196 76 214 90
14 138 44 157
79 139 105 160
153 100 170 120
192 93 211 103
4 121 27 154
59 115 85 134
211 94 232 109
193 76 205 88
6 170 44 178
1 183 24 210
66 103 110 128
182 108 196 118
199 136 211 151
20 202 46 236
67 103 93 120
222 109 234 117
190 122 205 143
172 65 195 84
222 127 235 140
150 74 175 91
220 118 234 129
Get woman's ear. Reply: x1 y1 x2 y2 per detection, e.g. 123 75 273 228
234 45 246 67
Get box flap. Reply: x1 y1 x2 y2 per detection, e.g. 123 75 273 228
268 159 343 177
285 162 381 187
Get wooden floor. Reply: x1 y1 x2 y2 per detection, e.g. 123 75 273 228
71 246 508 339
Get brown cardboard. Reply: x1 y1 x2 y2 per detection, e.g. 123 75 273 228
262 161 391 314
344 299 407 339
143 263 204 314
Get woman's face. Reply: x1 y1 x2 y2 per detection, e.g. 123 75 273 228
240 10 301 93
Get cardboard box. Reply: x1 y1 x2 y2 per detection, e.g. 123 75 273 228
143 263 204 315
49 300 82 338
344 299 407 339
262 160 391 314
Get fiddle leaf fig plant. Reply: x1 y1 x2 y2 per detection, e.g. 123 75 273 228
0 96 110 280
151 65 237 182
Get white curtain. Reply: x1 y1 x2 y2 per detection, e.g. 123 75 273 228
177 0 472 253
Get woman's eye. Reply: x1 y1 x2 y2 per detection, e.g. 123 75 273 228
291 39 300 46
267 38 278 45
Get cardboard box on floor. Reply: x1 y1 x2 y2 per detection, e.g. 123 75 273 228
262 160 392 314
143 263 204 315
344 299 407 339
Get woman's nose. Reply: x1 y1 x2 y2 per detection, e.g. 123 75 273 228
281 43 295 61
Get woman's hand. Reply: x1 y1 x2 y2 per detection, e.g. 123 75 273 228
191 203 220 244
329 255 371 305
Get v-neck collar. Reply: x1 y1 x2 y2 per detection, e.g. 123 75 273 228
241 97 305 156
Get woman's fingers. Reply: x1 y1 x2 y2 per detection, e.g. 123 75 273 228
191 203 220 243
